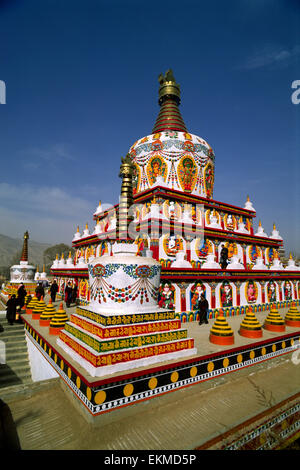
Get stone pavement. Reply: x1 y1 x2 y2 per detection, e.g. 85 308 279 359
0 301 299 450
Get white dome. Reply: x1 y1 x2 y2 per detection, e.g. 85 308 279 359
129 131 215 198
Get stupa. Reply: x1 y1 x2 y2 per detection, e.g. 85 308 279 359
1 231 37 300
51 70 300 321
57 154 196 376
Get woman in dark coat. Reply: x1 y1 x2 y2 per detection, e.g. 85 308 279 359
17 283 27 309
65 282 73 308
6 295 17 325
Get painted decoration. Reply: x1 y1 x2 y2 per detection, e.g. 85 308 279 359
220 281 233 307
132 162 141 194
79 280 89 300
177 156 198 193
267 281 277 303
203 162 214 199
205 209 220 225
129 131 215 197
195 238 213 259
245 280 258 303
146 155 167 185
98 241 109 257
190 282 206 310
224 213 237 231
135 236 149 255
249 245 263 263
162 200 182 220
158 282 175 309
265 247 277 264
162 234 184 258
284 281 293 300
225 241 238 259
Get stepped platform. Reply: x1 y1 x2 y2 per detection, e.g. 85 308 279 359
20 304 300 432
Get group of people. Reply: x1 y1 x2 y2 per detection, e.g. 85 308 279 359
5 283 27 325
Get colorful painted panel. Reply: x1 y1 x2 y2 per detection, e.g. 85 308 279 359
284 281 293 300
220 281 233 307
146 155 167 185
190 282 206 310
249 245 263 263
158 282 175 309
177 156 198 193
162 234 184 258
203 162 214 199
195 238 213 259
267 281 277 303
245 280 258 303
162 200 182 220
224 213 237 231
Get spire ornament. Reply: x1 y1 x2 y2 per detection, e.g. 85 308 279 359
117 153 135 240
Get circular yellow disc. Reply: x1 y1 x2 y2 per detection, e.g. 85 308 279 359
94 390 106 404
250 350 255 359
272 344 276 352
76 376 81 389
67 367 72 379
86 387 92 401
237 354 243 363
123 383 134 397
261 347 266 356
171 371 179 383
223 358 229 368
190 366 197 377
148 377 158 390
207 361 214 372
60 359 64 370
54 353 57 363
281 341 286 349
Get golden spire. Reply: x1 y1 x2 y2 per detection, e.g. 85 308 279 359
20 230 29 262
258 220 262 227
55 253 58 260
289 252 293 260
85 223 88 230
247 195 250 202
68 251 72 258
117 153 135 239
273 223 276 230
152 70 187 133
76 226 80 233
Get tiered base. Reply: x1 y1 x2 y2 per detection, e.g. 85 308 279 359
57 306 196 377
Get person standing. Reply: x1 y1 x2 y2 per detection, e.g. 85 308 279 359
65 282 73 308
17 283 27 309
6 295 17 325
198 294 209 325
220 244 229 270
35 282 45 301
71 283 78 305
50 279 59 303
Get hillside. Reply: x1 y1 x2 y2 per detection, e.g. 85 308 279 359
0 233 51 268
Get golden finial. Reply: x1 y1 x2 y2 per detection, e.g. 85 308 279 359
239 216 243 224
55 253 58 260
258 220 262 227
76 226 80 232
273 223 276 230
36 265 39 272
247 195 250 202
68 251 72 258
61 253 64 259
289 252 293 260
43 264 45 272
85 223 88 230
152 195 157 204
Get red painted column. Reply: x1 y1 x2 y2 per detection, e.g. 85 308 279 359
186 240 191 263
150 239 159 260
279 282 283 302
242 244 247 268
261 281 266 304
180 287 186 311
211 283 216 309
236 282 241 306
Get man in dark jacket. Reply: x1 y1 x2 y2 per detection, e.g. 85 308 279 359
220 244 229 270
65 282 73 308
50 279 59 303
198 294 209 325
6 295 17 325
17 283 27 309
35 282 45 300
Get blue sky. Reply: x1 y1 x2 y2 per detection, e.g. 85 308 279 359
0 0 299 255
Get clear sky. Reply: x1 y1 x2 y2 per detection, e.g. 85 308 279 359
0 0 299 255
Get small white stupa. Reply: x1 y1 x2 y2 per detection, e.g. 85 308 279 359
269 252 284 271
236 216 248 234
178 204 194 225
145 196 167 220
244 195 256 212
255 220 268 238
269 223 283 240
9 231 36 285
51 254 59 269
66 252 74 267
207 209 221 229
82 223 90 238
93 220 102 235
34 265 40 281
171 251 192 268
285 253 300 271
201 253 221 269
252 257 268 270
93 200 102 216
72 226 81 242
227 256 244 270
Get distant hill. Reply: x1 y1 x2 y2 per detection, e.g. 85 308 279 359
0 233 51 268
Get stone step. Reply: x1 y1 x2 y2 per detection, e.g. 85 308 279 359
5 349 29 360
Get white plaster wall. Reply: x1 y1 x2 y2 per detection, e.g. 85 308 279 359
25 333 59 382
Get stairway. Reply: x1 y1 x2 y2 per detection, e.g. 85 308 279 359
0 320 32 389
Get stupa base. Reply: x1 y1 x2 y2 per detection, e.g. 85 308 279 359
239 327 262 338
49 326 64 335
57 337 197 377
264 323 285 333
39 319 51 327
209 333 234 346
285 319 300 327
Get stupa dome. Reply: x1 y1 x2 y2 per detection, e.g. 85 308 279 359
128 70 215 198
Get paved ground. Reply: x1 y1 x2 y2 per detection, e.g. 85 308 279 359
0 299 299 450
